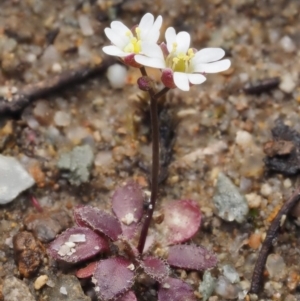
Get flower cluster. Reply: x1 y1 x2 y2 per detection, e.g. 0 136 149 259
103 13 231 91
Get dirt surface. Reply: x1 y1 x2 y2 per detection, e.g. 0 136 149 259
1 0 300 300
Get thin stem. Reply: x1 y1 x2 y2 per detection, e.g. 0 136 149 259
137 67 169 254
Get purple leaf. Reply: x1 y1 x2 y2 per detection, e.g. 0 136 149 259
167 244 217 271
76 261 98 278
48 227 109 263
120 223 140 240
162 200 201 245
74 205 122 241
140 256 169 282
115 291 137 301
158 277 196 301
93 257 135 301
112 181 144 225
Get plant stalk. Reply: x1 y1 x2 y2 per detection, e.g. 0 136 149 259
137 68 169 254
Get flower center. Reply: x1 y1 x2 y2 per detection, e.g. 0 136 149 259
167 45 195 73
123 28 142 54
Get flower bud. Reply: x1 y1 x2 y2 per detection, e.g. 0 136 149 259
137 76 155 91
123 54 142 68
161 69 176 89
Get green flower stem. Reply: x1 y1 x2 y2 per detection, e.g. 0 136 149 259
137 67 169 254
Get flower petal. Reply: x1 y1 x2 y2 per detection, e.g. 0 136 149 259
193 48 225 63
188 73 206 85
173 72 190 91
146 15 163 43
104 28 129 49
139 13 154 32
175 31 190 54
165 27 177 52
141 42 165 59
135 55 165 69
102 46 129 57
111 21 130 36
193 59 231 73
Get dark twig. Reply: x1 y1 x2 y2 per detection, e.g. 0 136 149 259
250 186 300 294
0 57 116 116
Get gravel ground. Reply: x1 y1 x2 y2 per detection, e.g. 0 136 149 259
1 0 300 300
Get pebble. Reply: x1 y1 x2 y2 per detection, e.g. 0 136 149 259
214 276 241 299
44 274 91 301
235 130 253 148
279 73 297 93
245 192 262 208
54 111 71 127
94 151 113 167
199 271 216 301
13 231 43 278
78 15 94 36
34 275 48 290
0 155 35 204
106 64 128 89
2 276 35 301
213 172 249 223
260 183 272 197
266 254 286 280
279 36 296 53
24 209 72 243
57 144 94 186
222 264 240 284
248 232 261 249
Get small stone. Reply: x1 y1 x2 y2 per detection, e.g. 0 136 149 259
260 183 272 197
44 275 90 301
223 265 240 284
13 231 43 278
199 271 216 301
24 209 72 243
279 73 296 93
213 172 249 223
0 155 35 204
106 64 128 89
34 275 48 290
54 111 71 127
78 15 94 36
245 193 262 208
279 36 296 53
33 100 53 125
235 130 253 148
215 276 241 299
266 254 286 280
57 144 94 186
52 62 62 73
248 233 261 249
3 276 35 301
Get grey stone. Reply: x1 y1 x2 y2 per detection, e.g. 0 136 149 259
57 144 94 186
223 264 240 284
44 274 91 301
213 172 249 223
199 271 216 301
3 276 35 301
0 155 35 204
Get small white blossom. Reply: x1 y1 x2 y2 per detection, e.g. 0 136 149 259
103 13 162 63
135 27 231 91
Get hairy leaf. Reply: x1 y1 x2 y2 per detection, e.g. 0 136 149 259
48 227 109 263
76 261 98 278
158 277 196 301
93 257 135 301
162 200 201 245
167 244 217 271
115 291 137 301
140 256 169 282
74 205 122 241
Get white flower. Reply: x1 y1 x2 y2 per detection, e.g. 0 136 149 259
135 27 231 91
102 13 162 59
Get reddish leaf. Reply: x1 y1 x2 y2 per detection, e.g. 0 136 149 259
140 256 169 282
74 205 122 241
167 244 217 271
93 257 135 301
115 291 137 301
112 181 144 225
121 223 140 240
162 200 201 245
158 277 196 301
48 227 109 263
76 261 98 278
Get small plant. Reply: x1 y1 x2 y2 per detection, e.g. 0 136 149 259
49 181 217 300
48 12 230 300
